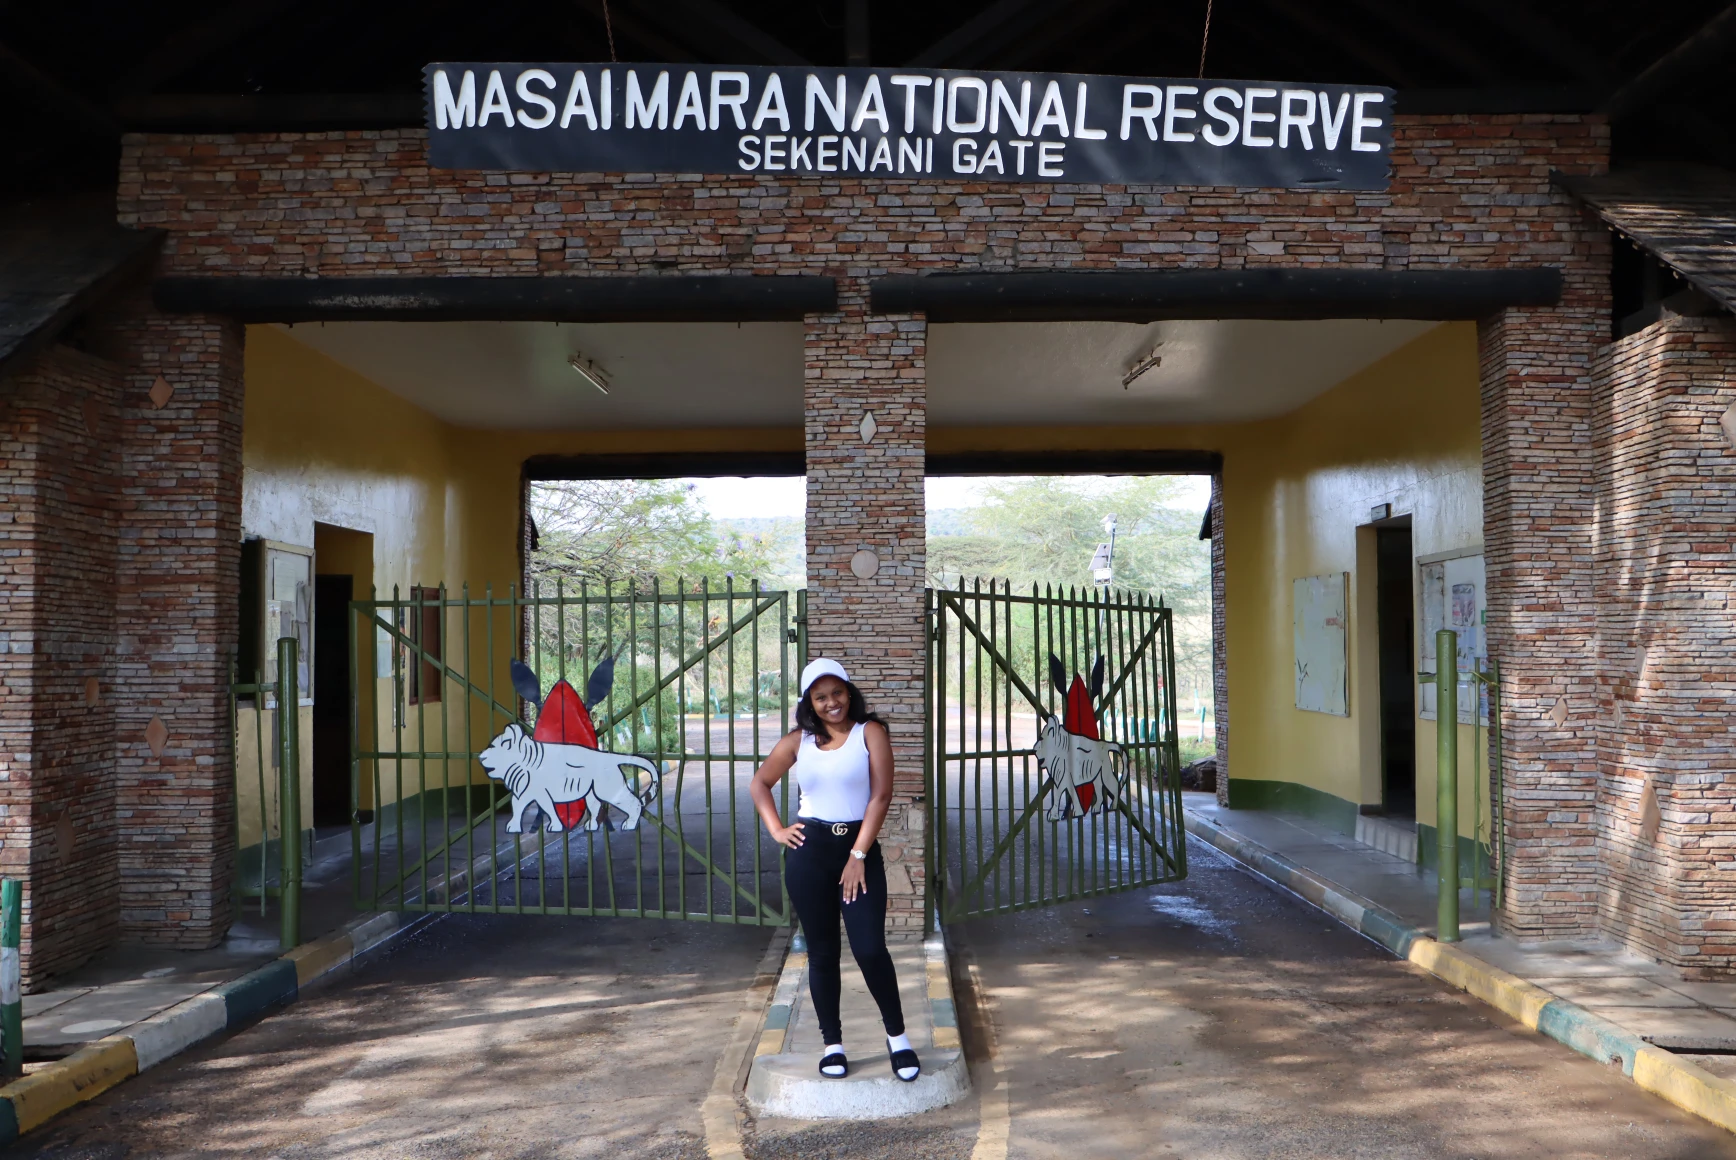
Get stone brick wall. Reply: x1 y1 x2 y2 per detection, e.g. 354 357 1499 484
103 299 245 947
1594 314 1736 977
0 345 123 986
1480 299 1611 942
803 279 927 936
110 113 1617 945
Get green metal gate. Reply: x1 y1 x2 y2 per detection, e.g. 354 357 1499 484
351 580 803 923
927 581 1186 924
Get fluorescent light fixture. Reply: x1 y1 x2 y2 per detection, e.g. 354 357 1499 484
568 351 611 395
1121 345 1163 389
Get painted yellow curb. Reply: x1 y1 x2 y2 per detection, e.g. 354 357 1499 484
5 1036 138 1132
1635 1046 1736 1134
1407 938 1555 1031
932 1025 962 1050
286 932 353 986
754 1028 785 1057
925 957 950 999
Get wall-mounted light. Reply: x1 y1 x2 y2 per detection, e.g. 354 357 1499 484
568 351 611 395
1122 344 1163 389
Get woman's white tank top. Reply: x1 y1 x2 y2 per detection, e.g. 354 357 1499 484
792 723 870 822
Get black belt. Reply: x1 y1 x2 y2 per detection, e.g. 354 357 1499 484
800 817 861 837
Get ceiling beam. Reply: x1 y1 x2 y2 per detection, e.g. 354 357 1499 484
110 0 300 96
1340 0 1503 85
908 0 1052 68
625 0 810 65
1256 0 1418 87
996 0 1128 70
0 40 119 137
154 275 840 323
846 0 870 65
1604 2 1736 119
573 0 701 61
1448 0 1615 85
115 93 422 130
871 269 1563 322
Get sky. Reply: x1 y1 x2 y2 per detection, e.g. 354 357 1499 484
685 475 1212 521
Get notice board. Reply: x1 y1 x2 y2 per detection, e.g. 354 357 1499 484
1294 573 1349 717
1419 552 1487 724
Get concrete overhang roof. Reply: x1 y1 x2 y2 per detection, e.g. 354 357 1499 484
1559 165 1736 315
0 202 161 382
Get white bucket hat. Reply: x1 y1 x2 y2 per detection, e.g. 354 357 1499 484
799 658 850 697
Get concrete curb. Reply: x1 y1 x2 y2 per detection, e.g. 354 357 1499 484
745 927 971 1120
1183 808 1736 1137
0 907 432 1144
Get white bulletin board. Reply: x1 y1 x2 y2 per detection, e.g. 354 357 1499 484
1294 573 1350 717
1419 551 1487 724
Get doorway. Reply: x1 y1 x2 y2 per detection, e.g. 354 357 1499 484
1375 522 1416 817
312 573 353 828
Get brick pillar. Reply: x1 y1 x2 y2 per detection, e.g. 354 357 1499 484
1595 314 1736 977
804 280 927 938
107 303 244 946
1210 473 1229 807
1481 303 1606 941
0 346 124 986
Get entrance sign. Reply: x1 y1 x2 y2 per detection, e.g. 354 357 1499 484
425 64 1394 189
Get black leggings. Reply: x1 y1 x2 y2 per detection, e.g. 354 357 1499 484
785 818 905 1046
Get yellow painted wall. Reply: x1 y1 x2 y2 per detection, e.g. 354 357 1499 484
932 322 1487 842
1218 321 1485 837
242 321 1486 845
241 326 518 817
239 326 804 823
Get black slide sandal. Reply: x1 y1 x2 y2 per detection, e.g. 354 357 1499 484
890 1047 920 1082
819 1050 848 1078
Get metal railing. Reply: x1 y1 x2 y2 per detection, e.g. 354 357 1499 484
228 637 304 949
352 579 802 923
927 580 1185 927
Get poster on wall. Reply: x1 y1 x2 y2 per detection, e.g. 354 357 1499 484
1419 552 1487 724
1293 573 1349 717
263 545 313 709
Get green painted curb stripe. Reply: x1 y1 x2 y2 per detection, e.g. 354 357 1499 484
931 998 958 1028
1537 999 1648 1077
219 959 299 1029
0 1090 16 1144
763 1003 790 1031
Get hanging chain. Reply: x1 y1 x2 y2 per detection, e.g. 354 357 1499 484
602 0 618 62
1197 0 1214 78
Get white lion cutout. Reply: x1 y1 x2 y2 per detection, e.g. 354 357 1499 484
1035 714 1128 822
478 722 660 833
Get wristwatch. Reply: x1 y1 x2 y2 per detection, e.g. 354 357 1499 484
850 848 867 861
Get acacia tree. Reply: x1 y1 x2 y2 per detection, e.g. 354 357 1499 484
926 476 1214 697
527 479 785 591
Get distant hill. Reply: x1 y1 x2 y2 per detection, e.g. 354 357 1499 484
927 507 976 536
715 516 804 590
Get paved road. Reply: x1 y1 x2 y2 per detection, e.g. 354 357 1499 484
755 838 1736 1160
14 915 775 1160
17 837 1736 1158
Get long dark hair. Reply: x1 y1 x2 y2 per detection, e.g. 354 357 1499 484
796 678 887 739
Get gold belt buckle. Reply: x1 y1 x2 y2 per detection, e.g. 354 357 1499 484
831 822 849 837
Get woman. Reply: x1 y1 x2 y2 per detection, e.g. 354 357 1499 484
750 658 920 1082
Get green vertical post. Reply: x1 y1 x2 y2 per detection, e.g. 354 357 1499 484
278 636 303 949
1 878 20 1078
1436 629 1459 943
